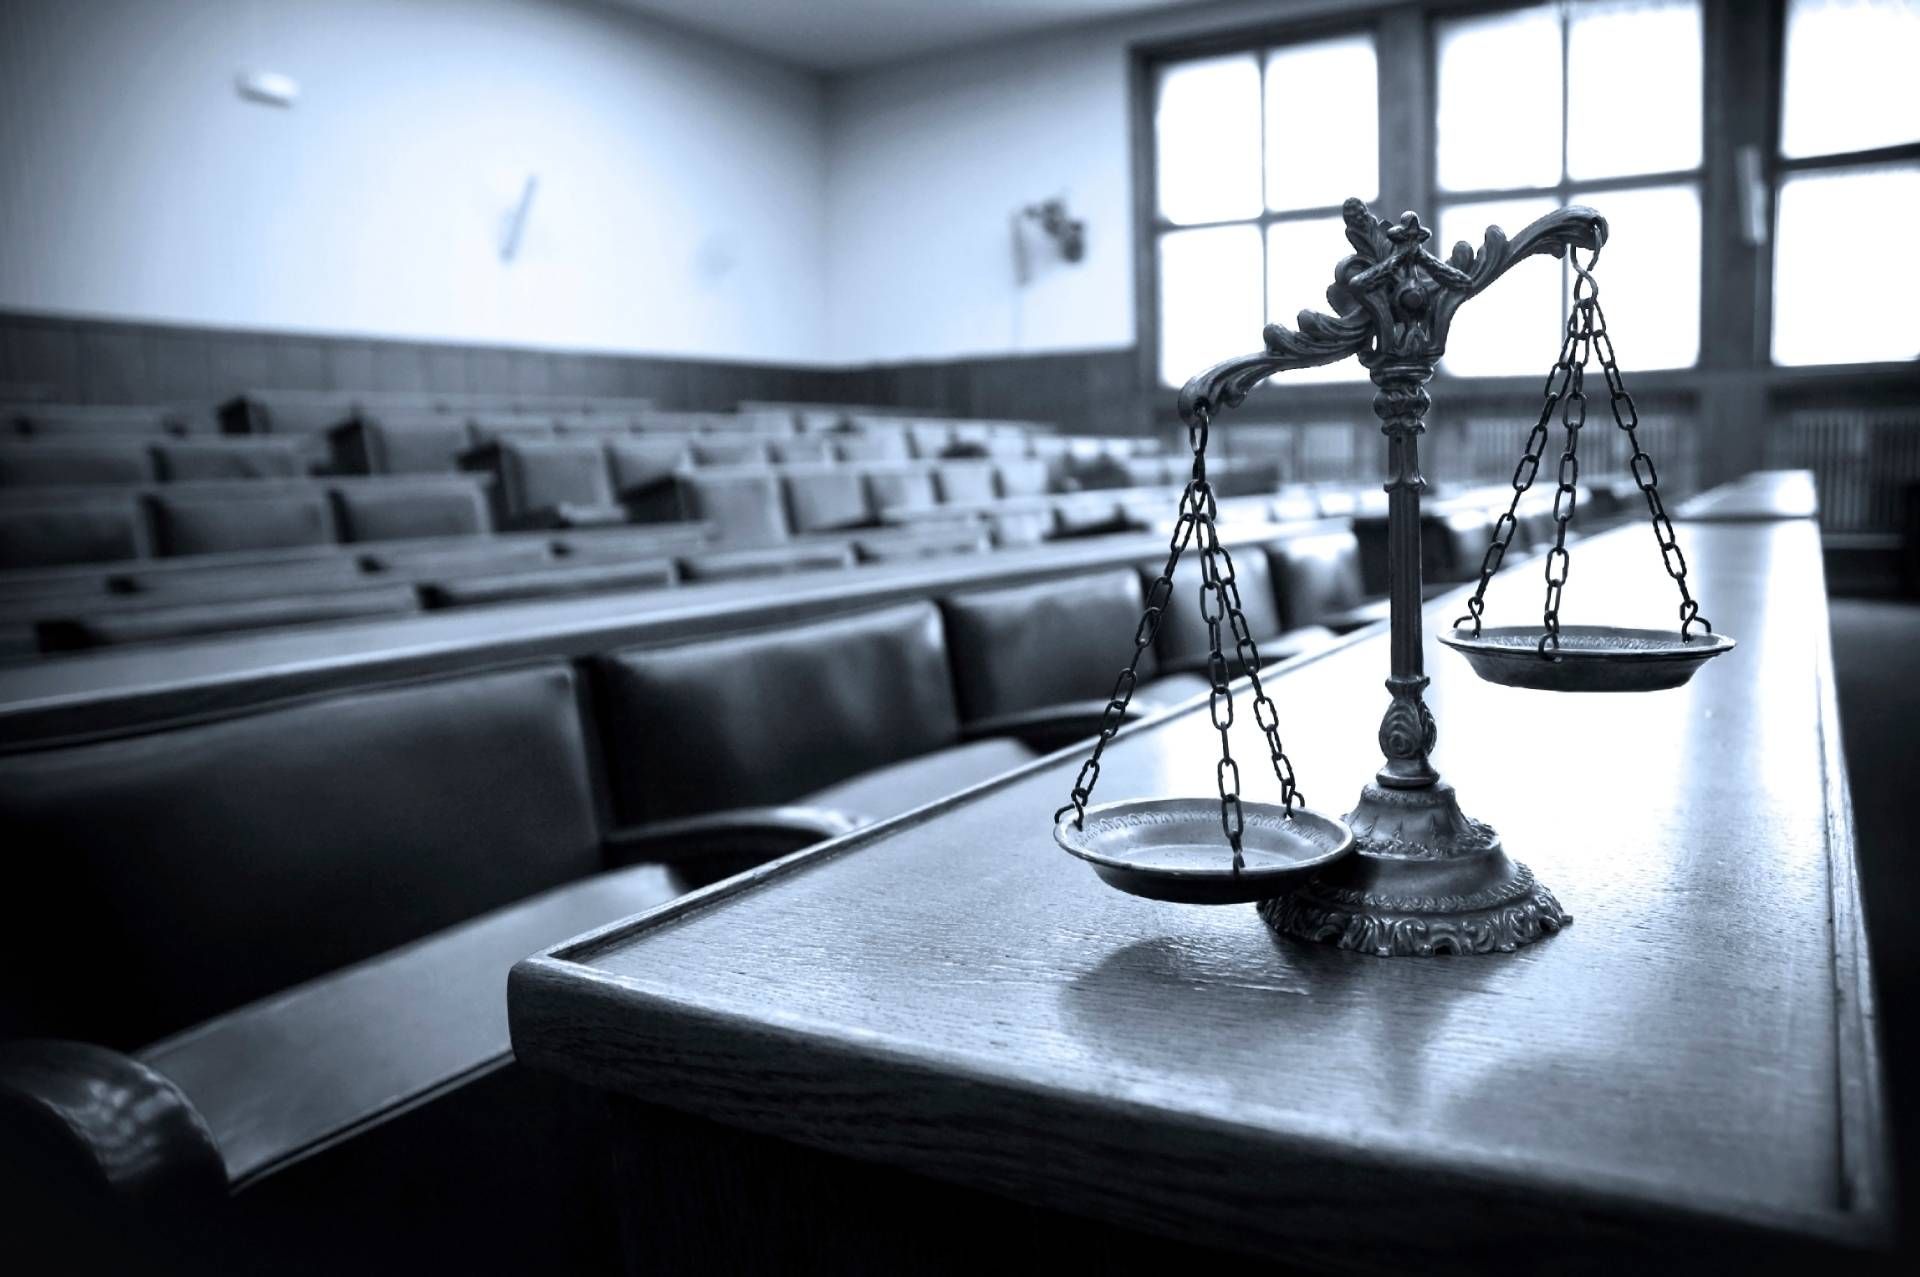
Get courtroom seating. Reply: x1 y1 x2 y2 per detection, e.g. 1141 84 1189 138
994 458 1050 498
670 468 790 545
330 414 471 475
418 559 675 609
987 503 1055 548
637 410 730 435
1140 547 1338 679
984 429 1031 462
933 460 998 506
480 438 619 529
0 440 156 487
941 568 1181 725
690 436 771 467
1051 492 1131 538
1265 528 1374 631
831 430 913 464
904 421 953 458
116 556 370 603
604 435 693 500
0 496 149 569
468 416 555 448
154 438 307 482
37 585 423 651
220 392 357 437
853 526 991 562
864 463 940 518
781 465 875 534
591 601 1040 828
330 477 491 542
148 487 334 556
14 404 194 437
767 434 833 465
678 542 855 582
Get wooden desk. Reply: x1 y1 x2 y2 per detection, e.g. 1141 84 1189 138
510 518 1890 1273
1675 468 1819 522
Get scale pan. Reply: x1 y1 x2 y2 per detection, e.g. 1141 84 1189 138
1440 624 1735 692
1055 797 1353 905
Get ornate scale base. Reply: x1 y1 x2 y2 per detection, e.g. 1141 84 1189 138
1259 781 1571 957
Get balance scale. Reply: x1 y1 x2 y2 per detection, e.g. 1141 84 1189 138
1052 197 1733 958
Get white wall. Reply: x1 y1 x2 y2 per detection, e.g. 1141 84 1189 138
0 0 830 362
823 0 1352 364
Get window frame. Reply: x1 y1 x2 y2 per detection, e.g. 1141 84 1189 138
1133 13 1386 394
1766 0 1920 367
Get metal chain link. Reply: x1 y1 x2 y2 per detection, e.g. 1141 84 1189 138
1454 303 1581 635
1587 281 1712 640
1539 261 1595 655
1055 401 1304 864
1453 242 1712 647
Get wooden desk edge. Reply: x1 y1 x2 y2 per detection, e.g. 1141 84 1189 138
506 519 1895 1261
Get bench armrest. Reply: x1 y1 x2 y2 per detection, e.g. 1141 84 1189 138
605 805 863 887
0 1039 226 1217
963 699 1144 753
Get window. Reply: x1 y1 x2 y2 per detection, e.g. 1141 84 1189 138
1151 33 1378 388
1772 0 1920 366
1433 0 1703 375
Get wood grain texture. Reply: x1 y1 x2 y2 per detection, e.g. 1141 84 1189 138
509 518 1892 1271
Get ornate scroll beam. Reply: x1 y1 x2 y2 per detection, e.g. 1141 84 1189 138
1177 198 1608 423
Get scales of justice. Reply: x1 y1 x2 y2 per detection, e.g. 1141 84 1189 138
1053 196 1734 957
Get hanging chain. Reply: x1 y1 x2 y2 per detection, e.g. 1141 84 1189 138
1588 278 1712 641
1539 261 1595 655
1454 242 1711 647
1054 401 1304 867
1455 302 1582 636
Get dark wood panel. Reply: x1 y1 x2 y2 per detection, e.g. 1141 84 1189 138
144 328 211 402
76 327 149 403
265 337 329 391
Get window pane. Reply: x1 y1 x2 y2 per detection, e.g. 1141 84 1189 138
1568 1 1702 180
1436 6 1562 192
1437 197 1561 375
1774 165 1920 364
1159 225 1264 387
1570 184 1700 370
1266 219 1368 382
1265 35 1378 211
1156 54 1262 224
1781 0 1920 159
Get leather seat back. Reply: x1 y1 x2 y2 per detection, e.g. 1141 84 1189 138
1266 530 1368 628
0 441 154 487
782 465 872 533
592 601 962 823
1144 545 1286 676
0 663 603 1049
676 469 790 546
941 568 1156 721
0 498 147 567
150 488 334 556
331 478 490 542
494 439 615 519
155 440 306 482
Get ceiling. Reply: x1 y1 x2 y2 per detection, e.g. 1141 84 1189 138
611 0 1206 73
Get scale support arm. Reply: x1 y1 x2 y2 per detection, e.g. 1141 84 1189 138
1177 197 1608 424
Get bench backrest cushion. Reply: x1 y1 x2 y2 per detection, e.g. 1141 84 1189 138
941 568 1156 721
1143 543 1286 676
0 663 602 1050
592 601 961 823
1265 529 1368 628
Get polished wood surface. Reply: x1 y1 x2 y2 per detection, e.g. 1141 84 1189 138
510 517 1889 1270
1674 467 1818 521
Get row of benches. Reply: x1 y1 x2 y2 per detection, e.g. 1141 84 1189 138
0 462 1666 1267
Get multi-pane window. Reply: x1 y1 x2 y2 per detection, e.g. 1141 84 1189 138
1152 33 1378 388
1433 0 1704 375
1772 0 1920 366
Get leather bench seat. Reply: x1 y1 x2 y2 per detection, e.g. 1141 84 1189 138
483 438 618 529
332 415 472 475
154 439 306 482
679 542 853 582
0 440 156 487
331 477 491 542
37 584 423 650
671 468 790 545
593 601 1046 827
149 487 334 556
0 496 148 568
420 559 675 609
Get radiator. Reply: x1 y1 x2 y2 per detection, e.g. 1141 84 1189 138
1766 406 1920 534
